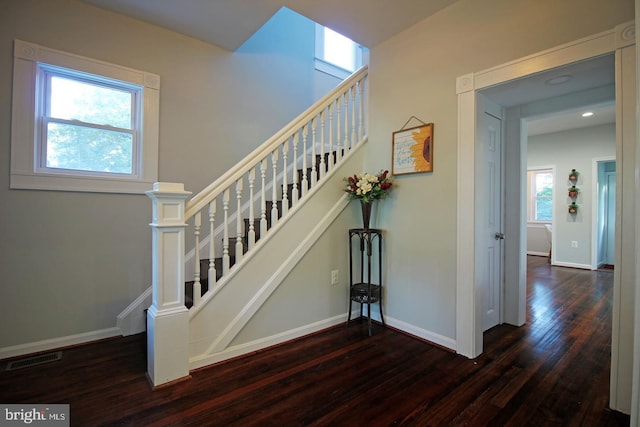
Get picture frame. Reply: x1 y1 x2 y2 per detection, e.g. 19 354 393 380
392 123 434 175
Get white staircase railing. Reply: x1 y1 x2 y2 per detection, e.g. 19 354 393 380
146 66 368 386
182 66 368 308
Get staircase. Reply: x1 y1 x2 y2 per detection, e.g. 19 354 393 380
184 154 339 308
146 66 368 386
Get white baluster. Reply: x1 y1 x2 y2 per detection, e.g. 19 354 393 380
222 188 230 274
271 149 279 226
235 178 244 263
301 125 309 197
329 102 336 168
260 158 268 237
208 200 216 286
336 97 342 164
193 212 202 307
351 85 357 148
320 109 326 179
343 91 350 152
247 168 256 249
291 134 299 207
358 78 365 142
281 141 289 217
311 117 317 187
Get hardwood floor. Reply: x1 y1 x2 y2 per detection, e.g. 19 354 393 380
0 256 629 426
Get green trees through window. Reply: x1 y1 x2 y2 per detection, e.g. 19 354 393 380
528 169 553 222
43 71 138 175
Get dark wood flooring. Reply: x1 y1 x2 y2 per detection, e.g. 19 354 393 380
0 256 629 426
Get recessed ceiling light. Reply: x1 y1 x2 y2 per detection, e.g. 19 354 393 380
582 111 594 117
545 75 572 85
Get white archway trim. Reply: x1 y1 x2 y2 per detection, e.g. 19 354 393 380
455 24 627 359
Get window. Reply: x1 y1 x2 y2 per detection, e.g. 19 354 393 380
11 40 159 193
527 169 554 222
315 25 364 79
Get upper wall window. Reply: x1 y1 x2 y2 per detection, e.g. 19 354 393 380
11 40 160 194
527 168 554 222
315 25 363 79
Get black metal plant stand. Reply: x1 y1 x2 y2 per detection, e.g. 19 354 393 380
347 228 384 336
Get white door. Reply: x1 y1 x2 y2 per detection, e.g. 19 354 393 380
478 96 503 332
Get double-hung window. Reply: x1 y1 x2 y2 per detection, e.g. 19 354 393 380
39 66 139 176
11 40 159 193
527 168 554 222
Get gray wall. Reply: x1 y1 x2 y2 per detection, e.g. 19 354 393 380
0 0 340 349
366 0 632 344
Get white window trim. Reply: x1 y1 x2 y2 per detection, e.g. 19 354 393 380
11 39 160 194
527 167 555 223
314 24 363 79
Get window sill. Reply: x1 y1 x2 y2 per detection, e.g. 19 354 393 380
11 171 154 194
314 59 352 80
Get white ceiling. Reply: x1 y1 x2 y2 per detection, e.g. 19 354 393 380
79 0 617 136
526 103 616 136
79 0 460 51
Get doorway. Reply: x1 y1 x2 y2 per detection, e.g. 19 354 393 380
455 21 635 413
595 159 616 269
477 54 616 327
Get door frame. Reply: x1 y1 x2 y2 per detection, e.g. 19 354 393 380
591 156 616 270
455 22 635 410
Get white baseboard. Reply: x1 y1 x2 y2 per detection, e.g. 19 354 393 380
189 311 457 371
117 287 152 336
349 307 456 351
385 316 457 351
0 327 122 360
189 314 348 370
553 261 595 270
527 251 548 257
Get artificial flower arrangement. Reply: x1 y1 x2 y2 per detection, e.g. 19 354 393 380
343 170 393 203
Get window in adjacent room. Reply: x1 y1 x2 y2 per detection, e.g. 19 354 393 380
527 168 554 222
11 40 159 194
315 25 364 79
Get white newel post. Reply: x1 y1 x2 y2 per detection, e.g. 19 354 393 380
146 182 192 386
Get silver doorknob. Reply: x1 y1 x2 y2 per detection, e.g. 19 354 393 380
494 232 505 240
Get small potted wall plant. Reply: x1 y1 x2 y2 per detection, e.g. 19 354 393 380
568 185 579 198
568 202 578 214
569 169 579 182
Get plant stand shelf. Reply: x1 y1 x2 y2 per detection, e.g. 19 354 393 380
347 228 384 336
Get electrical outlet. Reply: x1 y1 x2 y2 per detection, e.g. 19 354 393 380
571 241 578 248
331 270 339 285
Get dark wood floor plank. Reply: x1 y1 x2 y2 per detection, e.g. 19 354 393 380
0 256 629 426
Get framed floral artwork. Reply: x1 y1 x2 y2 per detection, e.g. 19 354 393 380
392 123 433 175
